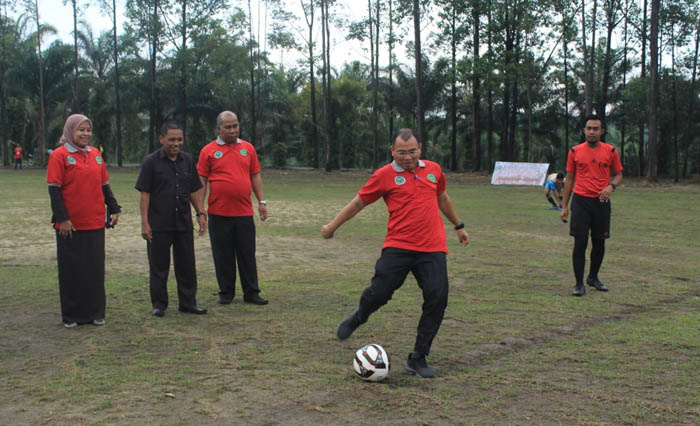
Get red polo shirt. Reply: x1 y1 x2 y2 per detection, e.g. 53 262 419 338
197 137 261 216
13 146 22 159
567 142 623 198
46 144 108 230
358 160 448 253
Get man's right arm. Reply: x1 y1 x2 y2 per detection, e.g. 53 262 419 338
321 195 366 239
560 172 575 223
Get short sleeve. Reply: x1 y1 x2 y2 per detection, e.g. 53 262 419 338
610 148 623 174
196 146 209 177
566 149 576 173
436 167 446 196
357 170 385 205
46 151 64 185
249 145 261 175
134 156 153 192
189 158 203 193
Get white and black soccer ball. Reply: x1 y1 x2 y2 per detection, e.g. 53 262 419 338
353 344 390 382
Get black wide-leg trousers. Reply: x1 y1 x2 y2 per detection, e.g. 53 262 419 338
147 230 198 310
208 214 260 300
356 247 449 357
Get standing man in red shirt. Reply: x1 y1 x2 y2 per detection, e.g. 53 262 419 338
560 114 623 296
13 144 23 169
321 129 470 378
197 111 269 306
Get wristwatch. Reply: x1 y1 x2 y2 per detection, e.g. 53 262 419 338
610 183 617 191
259 200 268 205
195 211 206 217
454 221 465 230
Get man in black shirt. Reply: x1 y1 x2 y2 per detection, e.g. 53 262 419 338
135 123 208 316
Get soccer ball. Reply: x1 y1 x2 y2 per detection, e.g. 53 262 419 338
353 344 390 382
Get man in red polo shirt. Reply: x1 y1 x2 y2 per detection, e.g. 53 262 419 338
197 111 269 306
560 114 623 296
321 128 470 378
13 144 23 169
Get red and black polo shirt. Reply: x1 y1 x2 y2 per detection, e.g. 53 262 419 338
359 160 448 253
566 142 623 198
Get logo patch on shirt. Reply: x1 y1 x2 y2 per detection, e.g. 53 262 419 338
240 149 248 157
427 173 436 183
96 156 103 165
66 156 76 164
394 176 406 185
214 151 223 159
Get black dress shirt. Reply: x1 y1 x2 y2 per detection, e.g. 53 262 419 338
135 148 202 232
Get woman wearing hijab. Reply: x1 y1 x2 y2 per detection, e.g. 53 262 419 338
47 114 122 328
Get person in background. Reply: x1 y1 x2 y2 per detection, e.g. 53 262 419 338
13 144 23 169
544 172 564 210
47 114 121 327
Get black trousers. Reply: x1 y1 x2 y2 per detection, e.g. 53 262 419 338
14 158 22 169
147 230 198 310
356 247 449 357
208 214 260 300
56 228 105 324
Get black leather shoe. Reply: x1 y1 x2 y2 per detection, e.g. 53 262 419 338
572 284 586 297
218 296 233 305
405 353 436 378
586 277 609 292
243 294 268 305
178 306 207 314
336 310 361 340
152 308 165 317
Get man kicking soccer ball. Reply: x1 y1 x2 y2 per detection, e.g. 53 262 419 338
321 129 470 378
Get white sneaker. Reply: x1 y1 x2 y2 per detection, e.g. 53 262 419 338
92 319 105 326
64 321 77 328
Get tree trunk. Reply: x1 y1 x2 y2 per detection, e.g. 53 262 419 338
71 0 79 112
387 0 394 159
302 1 319 168
34 0 46 165
563 16 570 168
112 0 123 166
0 0 8 166
646 0 659 180
180 0 187 135
413 0 424 145
682 23 699 178
471 1 481 171
671 27 678 182
369 0 378 169
487 0 493 170
638 0 647 176
148 0 159 154
449 3 456 170
620 1 628 169
598 0 620 122
581 0 592 115
248 0 256 145
321 0 332 172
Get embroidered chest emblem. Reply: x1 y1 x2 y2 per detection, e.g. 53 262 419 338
394 176 406 185
96 156 103 165
240 149 248 157
427 173 437 183
214 151 223 159
66 156 76 164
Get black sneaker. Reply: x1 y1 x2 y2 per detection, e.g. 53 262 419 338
336 310 361 340
572 283 586 297
586 277 609 292
405 353 436 378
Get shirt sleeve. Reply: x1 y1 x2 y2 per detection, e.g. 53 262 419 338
357 170 385 205
134 157 153 192
101 157 109 184
610 147 623 174
46 150 64 185
249 145 261 175
196 146 209 177
189 157 203 193
566 149 576 173
436 167 446 196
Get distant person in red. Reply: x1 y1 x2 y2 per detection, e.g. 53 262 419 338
560 114 623 297
321 128 470 378
47 114 122 328
13 144 23 169
197 111 269 306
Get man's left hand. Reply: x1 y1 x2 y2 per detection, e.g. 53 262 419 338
109 213 120 227
456 229 470 247
258 203 268 221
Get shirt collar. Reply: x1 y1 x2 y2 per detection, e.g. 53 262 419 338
65 142 92 153
156 147 182 161
391 159 425 173
216 136 241 145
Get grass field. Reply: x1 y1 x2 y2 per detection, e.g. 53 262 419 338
0 167 698 425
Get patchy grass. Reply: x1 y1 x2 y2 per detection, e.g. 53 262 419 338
0 167 698 425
